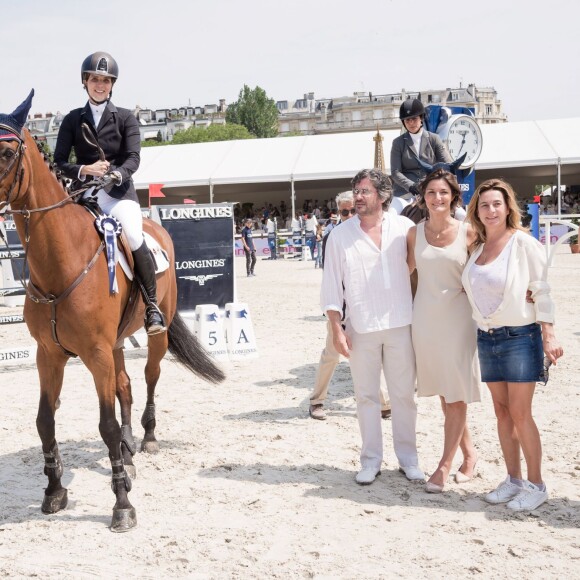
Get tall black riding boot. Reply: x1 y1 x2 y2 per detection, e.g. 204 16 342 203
132 241 166 335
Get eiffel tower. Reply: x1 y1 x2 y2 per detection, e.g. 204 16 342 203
373 124 385 170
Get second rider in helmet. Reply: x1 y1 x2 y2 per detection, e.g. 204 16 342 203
390 99 452 202
54 51 165 335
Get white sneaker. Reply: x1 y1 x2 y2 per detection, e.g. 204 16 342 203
484 476 522 504
355 468 380 485
506 481 548 511
399 465 426 482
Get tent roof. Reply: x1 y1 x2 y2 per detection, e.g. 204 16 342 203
133 117 580 190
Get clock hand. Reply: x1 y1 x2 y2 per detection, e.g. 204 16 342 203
455 134 467 157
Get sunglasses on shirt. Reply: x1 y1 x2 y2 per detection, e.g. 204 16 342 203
340 208 356 217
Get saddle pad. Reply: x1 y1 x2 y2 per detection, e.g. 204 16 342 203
118 232 170 281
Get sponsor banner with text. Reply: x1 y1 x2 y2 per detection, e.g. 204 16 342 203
151 204 235 310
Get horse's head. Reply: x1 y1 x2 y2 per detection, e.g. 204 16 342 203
0 89 34 211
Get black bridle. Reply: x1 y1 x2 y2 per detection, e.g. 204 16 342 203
0 124 26 213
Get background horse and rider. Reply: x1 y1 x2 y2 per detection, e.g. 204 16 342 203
0 91 224 532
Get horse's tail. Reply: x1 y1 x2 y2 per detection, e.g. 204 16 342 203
167 312 225 384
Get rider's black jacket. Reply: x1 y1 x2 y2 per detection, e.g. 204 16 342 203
54 101 141 202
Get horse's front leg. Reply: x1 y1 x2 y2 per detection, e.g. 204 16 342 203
113 349 137 479
35 346 68 514
90 350 137 533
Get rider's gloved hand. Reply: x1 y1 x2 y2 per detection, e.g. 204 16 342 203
409 183 422 200
97 173 115 193
97 171 122 193
109 171 122 186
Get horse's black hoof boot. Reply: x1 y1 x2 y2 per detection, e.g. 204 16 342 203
41 488 68 514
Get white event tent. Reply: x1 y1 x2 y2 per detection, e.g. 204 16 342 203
133 118 580 211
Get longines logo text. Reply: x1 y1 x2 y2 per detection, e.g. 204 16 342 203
160 207 233 220
0 349 31 361
175 259 226 270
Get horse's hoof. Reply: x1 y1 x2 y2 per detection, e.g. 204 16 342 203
141 439 159 454
124 464 137 480
110 507 137 533
41 488 68 514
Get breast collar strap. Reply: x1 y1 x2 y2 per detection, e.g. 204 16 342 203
26 241 106 357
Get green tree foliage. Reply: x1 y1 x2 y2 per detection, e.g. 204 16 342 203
140 123 254 147
141 139 168 148
226 85 279 138
171 123 255 144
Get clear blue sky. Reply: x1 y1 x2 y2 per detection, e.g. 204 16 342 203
3 0 579 122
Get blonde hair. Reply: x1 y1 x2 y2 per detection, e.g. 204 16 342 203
466 178 526 246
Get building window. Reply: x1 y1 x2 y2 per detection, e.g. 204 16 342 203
486 104 493 115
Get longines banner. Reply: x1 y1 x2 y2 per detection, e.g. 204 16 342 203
0 218 29 282
151 204 235 311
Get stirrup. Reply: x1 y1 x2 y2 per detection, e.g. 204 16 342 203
145 304 166 335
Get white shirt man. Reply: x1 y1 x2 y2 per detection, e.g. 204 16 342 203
310 191 391 421
321 169 424 485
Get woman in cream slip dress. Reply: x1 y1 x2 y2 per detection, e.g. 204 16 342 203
407 169 480 494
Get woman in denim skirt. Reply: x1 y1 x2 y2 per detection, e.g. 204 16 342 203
462 179 563 512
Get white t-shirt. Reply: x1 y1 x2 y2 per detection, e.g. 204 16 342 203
468 236 515 320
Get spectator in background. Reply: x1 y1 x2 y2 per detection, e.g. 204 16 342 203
304 212 318 259
241 218 257 277
314 223 324 269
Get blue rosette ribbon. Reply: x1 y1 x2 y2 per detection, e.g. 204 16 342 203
95 215 123 294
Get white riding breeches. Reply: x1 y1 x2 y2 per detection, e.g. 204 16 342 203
84 188 144 251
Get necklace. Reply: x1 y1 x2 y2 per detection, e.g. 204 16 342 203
425 221 452 240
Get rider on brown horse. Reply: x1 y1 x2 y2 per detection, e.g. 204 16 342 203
53 51 165 335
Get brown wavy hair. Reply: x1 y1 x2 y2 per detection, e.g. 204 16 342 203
416 169 462 213
466 178 526 246
351 168 393 208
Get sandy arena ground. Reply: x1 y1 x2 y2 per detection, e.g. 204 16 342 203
0 248 578 578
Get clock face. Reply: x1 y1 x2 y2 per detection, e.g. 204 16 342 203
445 116 482 167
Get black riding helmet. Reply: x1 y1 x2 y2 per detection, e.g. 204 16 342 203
81 51 119 82
399 98 424 121
81 52 118 105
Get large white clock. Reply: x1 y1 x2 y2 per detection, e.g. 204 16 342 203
436 113 483 168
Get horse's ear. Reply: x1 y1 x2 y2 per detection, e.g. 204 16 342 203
449 153 467 173
12 89 35 129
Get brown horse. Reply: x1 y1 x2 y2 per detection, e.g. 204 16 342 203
0 97 224 532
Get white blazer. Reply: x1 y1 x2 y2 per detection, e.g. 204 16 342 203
461 230 555 331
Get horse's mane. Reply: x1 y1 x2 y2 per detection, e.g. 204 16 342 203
32 135 70 191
